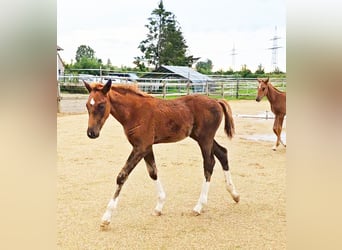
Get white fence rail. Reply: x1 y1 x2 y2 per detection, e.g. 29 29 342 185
58 76 286 99
57 76 286 113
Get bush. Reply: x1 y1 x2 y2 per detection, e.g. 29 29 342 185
60 85 88 94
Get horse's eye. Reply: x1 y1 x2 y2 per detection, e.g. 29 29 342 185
262 87 266 91
98 103 105 110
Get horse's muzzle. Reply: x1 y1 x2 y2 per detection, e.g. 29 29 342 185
256 97 260 102
87 128 99 139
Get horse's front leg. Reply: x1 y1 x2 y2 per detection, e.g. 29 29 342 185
272 116 281 151
272 115 286 150
100 147 146 231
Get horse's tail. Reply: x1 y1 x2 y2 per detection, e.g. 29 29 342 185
217 99 235 139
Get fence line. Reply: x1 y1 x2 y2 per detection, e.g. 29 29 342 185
57 77 286 112
58 77 285 96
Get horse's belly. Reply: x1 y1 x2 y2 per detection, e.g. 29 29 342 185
153 123 192 144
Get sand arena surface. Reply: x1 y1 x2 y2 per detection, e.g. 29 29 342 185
57 99 286 249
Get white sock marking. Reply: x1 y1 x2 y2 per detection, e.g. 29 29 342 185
193 180 210 214
154 179 166 213
224 170 239 200
101 197 118 222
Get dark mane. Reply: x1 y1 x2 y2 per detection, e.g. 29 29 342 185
92 83 151 98
269 82 285 94
111 84 151 98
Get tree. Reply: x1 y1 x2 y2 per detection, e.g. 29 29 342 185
238 64 253 77
255 64 265 75
70 57 103 75
75 45 95 62
196 59 213 74
136 0 194 69
272 66 284 74
106 58 112 67
225 67 234 75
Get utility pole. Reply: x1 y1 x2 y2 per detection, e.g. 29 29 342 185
268 26 282 72
230 43 238 71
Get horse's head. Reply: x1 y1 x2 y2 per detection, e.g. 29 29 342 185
256 77 269 102
84 79 112 139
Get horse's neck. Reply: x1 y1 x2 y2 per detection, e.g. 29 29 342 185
266 84 286 114
266 84 279 105
108 92 136 125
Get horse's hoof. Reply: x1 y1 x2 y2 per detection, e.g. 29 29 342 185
191 210 201 216
152 210 162 216
100 221 110 231
233 194 240 203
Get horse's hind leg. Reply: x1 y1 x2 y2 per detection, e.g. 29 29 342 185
193 140 215 215
100 147 146 230
213 140 240 203
144 148 166 216
278 115 286 147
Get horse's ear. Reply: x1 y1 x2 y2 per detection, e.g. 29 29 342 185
257 78 262 82
102 79 112 95
83 80 92 93
264 77 269 83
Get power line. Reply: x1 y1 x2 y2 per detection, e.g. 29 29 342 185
268 26 282 71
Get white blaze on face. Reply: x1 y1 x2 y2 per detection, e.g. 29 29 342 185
258 83 261 89
90 97 95 106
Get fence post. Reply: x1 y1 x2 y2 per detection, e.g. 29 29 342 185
57 81 61 113
236 78 240 99
221 82 224 98
206 81 209 96
186 81 190 95
162 82 166 99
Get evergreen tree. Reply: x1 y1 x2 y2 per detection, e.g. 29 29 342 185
136 0 194 69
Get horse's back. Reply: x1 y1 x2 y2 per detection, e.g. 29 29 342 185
179 95 224 138
152 95 224 143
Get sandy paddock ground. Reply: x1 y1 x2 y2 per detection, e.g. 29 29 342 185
57 98 286 249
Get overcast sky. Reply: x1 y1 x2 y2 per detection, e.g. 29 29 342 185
57 0 286 72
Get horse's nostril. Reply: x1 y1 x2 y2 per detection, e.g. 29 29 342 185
87 130 97 138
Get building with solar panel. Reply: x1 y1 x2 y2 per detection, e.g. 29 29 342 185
140 65 213 93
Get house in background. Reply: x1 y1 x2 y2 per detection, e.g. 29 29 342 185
57 45 65 80
140 65 213 93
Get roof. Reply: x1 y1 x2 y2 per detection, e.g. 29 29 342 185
141 65 212 83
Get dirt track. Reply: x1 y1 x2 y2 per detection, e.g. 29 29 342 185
57 99 286 249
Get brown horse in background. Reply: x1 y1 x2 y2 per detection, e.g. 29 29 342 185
256 78 286 150
84 79 240 230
